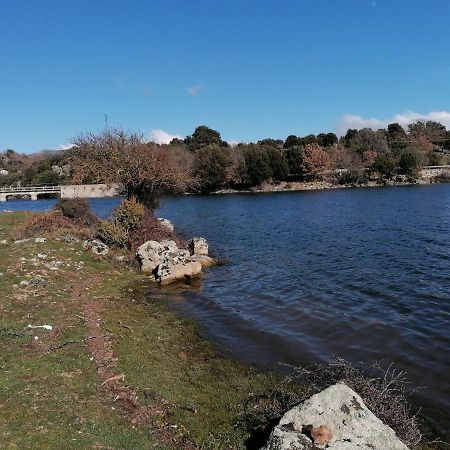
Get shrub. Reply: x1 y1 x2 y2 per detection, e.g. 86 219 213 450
128 211 182 252
398 152 419 176
16 211 77 239
336 170 367 186
372 153 397 179
96 220 128 247
245 358 422 449
55 198 98 225
113 197 145 231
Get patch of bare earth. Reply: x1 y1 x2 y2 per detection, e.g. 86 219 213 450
74 276 197 449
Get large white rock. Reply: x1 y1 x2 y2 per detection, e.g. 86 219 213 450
136 240 178 273
264 383 409 450
136 239 204 284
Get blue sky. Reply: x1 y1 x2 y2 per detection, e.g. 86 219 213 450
1 0 449 152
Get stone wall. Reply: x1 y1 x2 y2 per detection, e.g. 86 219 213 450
60 184 121 199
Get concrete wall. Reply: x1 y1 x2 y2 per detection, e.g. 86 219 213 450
60 183 121 199
420 166 450 178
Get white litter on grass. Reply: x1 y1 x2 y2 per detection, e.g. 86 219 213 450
27 324 53 331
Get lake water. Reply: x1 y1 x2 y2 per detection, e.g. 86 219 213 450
3 185 450 435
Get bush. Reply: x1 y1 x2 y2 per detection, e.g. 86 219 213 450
373 153 397 179
336 170 367 185
55 198 98 225
16 211 78 239
128 211 182 252
398 152 419 176
113 197 145 231
96 220 128 247
245 358 422 449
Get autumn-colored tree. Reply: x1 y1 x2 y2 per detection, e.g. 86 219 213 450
300 144 330 179
68 128 193 206
328 145 357 170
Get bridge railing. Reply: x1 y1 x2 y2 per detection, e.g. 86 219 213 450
0 185 62 193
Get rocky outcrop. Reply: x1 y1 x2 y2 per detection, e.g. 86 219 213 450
263 383 409 450
137 238 213 285
83 239 109 256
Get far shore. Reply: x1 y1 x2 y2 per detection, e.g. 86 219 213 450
208 177 447 196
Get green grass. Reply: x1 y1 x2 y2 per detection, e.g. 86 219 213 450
0 213 279 449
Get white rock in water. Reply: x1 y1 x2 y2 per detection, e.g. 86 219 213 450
136 239 205 284
188 237 209 256
157 217 174 231
136 240 178 273
264 383 409 450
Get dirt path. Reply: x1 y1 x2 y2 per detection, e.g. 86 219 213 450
74 276 198 450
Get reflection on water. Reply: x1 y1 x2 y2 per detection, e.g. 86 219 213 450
156 185 450 436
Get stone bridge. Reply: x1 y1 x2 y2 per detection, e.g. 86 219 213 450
0 184 121 202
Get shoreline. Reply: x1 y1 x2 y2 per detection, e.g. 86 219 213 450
209 178 446 196
1 211 448 448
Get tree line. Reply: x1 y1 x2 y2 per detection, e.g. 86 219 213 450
1 120 449 200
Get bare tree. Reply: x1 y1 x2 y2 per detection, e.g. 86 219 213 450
69 128 193 206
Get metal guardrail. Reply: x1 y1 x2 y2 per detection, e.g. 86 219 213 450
0 185 62 193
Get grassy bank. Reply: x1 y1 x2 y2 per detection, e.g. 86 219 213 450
0 212 279 449
0 212 446 449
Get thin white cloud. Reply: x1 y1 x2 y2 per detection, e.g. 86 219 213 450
186 84 203 96
336 111 450 136
149 129 184 145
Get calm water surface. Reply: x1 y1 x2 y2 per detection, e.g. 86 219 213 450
3 185 450 434
157 185 450 435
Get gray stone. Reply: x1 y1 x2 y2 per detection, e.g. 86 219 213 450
263 383 409 450
83 239 109 256
136 240 165 273
34 237 46 243
189 254 216 268
136 239 204 284
188 237 209 256
157 217 174 231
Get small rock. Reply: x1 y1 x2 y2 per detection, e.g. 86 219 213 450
60 234 79 243
14 238 30 244
34 237 46 243
188 237 209 256
157 217 174 231
83 239 109 256
37 253 48 259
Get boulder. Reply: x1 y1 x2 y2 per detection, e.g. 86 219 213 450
136 239 204 284
189 254 216 268
155 258 202 285
189 237 209 256
136 239 178 273
263 383 409 450
83 239 109 256
157 217 174 232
